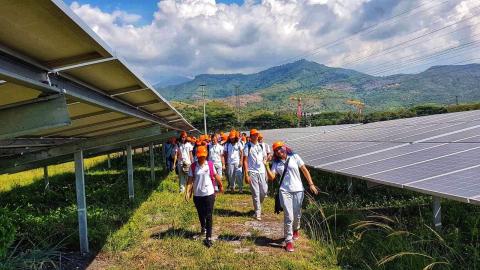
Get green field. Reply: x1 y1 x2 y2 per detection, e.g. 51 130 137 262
0 151 479 269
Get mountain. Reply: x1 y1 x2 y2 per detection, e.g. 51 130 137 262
153 75 191 88
154 60 480 111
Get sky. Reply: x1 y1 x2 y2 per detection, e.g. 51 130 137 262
64 0 480 84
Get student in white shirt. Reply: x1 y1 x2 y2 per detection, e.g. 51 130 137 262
265 141 318 253
186 146 223 248
243 129 267 220
223 130 244 193
177 131 193 193
208 134 225 191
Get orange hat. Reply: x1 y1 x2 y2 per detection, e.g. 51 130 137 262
229 129 237 139
272 141 284 151
180 131 187 137
221 133 228 142
196 146 208 157
199 135 205 141
250 129 259 136
235 131 240 138
196 141 201 146
258 133 263 139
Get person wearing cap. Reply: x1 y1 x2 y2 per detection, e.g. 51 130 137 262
208 134 225 191
243 129 268 220
224 129 244 193
265 141 319 252
185 146 224 248
177 131 193 192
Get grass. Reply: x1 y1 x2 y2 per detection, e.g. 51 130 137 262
0 152 339 269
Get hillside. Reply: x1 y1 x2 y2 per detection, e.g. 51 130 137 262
155 60 480 111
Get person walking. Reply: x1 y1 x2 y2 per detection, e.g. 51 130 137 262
243 129 267 220
185 146 224 247
177 131 193 192
265 141 319 252
208 134 225 192
224 130 244 193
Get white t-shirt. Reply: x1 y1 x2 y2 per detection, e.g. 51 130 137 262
224 142 243 165
188 162 216 197
243 142 266 174
178 142 193 164
261 142 271 155
271 154 305 192
208 144 224 165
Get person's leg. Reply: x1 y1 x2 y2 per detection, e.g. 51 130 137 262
249 172 262 218
280 190 294 243
236 167 243 192
292 191 304 233
227 164 236 191
179 170 187 192
205 194 215 239
258 172 268 203
193 196 206 233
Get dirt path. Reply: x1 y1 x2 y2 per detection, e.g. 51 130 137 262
87 178 337 270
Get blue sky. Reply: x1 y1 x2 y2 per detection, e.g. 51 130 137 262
65 0 244 25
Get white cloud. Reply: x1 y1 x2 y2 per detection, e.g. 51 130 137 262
69 0 480 82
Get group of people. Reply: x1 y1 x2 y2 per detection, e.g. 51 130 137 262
162 129 319 252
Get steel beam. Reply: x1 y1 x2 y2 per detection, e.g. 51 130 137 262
0 125 165 170
0 51 180 130
347 177 353 195
127 145 134 200
52 57 116 72
433 196 442 230
107 154 111 169
0 95 70 139
74 150 89 255
109 86 147 97
150 143 155 182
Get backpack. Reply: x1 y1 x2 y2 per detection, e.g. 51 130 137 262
190 161 217 193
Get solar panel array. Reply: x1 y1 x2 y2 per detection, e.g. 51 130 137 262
262 110 480 205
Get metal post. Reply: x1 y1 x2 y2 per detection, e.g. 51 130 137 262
150 143 155 182
43 166 49 191
432 196 442 230
127 145 134 200
200 84 207 134
347 177 353 195
74 150 89 254
107 154 111 169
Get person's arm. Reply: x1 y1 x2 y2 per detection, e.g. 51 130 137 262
243 154 250 184
300 165 318 195
215 174 224 193
173 147 178 167
221 154 226 170
264 160 276 181
185 176 194 201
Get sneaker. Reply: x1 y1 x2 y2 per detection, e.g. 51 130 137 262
203 238 213 248
293 230 300 240
201 228 206 235
255 216 262 221
285 241 294 252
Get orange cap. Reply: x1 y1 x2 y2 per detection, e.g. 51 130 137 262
250 129 259 136
272 141 284 151
229 129 236 139
196 146 208 157
221 134 228 142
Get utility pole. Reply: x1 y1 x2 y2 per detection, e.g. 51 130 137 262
455 95 459 105
234 85 241 126
199 84 207 134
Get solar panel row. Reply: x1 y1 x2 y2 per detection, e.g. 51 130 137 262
262 110 480 205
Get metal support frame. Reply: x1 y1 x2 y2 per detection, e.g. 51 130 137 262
74 150 89 255
127 145 134 200
149 143 155 182
43 166 49 191
432 196 442 230
0 51 182 130
0 94 70 139
107 154 111 169
347 177 353 195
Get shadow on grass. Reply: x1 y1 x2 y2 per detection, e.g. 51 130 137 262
0 150 168 269
150 227 199 240
214 208 255 217
217 233 284 249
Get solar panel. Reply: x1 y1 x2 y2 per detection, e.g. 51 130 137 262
262 110 480 205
